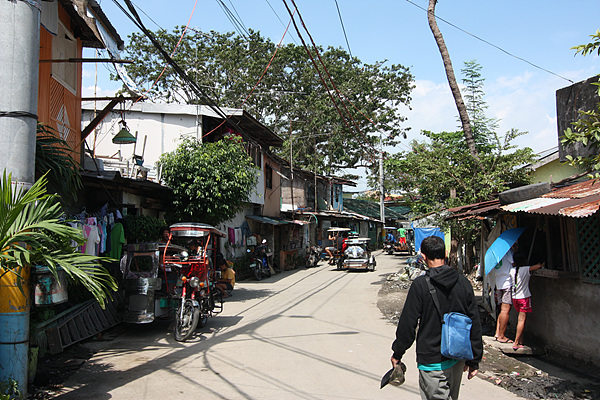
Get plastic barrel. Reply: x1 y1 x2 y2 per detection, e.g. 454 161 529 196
0 265 31 395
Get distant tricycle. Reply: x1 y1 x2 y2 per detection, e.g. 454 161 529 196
342 237 376 272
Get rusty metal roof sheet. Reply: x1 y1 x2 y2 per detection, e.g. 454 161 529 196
447 179 600 219
502 193 600 218
446 200 501 220
544 178 600 199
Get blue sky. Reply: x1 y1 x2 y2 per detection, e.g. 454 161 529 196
85 0 600 189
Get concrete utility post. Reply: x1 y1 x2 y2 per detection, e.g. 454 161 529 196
0 0 40 185
0 0 41 396
379 147 385 224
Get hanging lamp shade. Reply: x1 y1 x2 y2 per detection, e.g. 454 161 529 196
112 121 137 144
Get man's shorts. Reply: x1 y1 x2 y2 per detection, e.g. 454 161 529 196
399 237 406 244
495 288 512 305
512 297 532 313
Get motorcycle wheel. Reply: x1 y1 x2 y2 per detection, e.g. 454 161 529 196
254 266 262 281
174 299 200 341
263 265 272 278
306 255 315 268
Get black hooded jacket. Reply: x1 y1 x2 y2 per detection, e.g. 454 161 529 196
391 264 483 369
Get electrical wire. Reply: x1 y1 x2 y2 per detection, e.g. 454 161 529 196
130 0 164 30
216 0 250 39
290 0 362 133
286 0 382 160
117 0 266 148
334 0 352 58
404 0 574 84
111 0 198 108
226 0 249 34
265 0 299 45
202 8 296 138
281 0 355 142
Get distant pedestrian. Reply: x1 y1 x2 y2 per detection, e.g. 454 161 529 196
325 231 337 263
386 230 397 244
511 253 544 351
494 245 515 343
398 226 407 245
390 236 482 400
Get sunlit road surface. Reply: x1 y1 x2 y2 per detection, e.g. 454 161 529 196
56 251 522 399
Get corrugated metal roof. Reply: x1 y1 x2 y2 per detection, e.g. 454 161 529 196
559 198 600 217
447 179 600 219
501 198 567 213
502 193 600 218
543 179 600 199
447 200 501 220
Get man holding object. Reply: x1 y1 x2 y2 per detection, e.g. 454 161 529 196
390 236 482 399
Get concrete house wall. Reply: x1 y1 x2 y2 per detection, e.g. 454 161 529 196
524 277 600 367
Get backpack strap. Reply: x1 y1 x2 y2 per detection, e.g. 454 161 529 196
425 275 444 325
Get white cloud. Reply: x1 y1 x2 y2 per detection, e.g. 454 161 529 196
399 79 459 145
397 73 571 156
82 85 118 98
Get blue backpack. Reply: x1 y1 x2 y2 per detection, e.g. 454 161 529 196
425 276 474 361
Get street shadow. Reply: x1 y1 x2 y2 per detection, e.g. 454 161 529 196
53 265 421 400
220 287 274 302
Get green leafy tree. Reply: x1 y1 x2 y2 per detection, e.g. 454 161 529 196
157 137 258 225
461 60 498 151
376 61 535 271
561 29 600 177
119 28 414 175
0 172 117 306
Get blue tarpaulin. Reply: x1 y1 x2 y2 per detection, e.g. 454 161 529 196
413 227 445 252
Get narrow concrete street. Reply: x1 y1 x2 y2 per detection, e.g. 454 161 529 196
55 252 523 399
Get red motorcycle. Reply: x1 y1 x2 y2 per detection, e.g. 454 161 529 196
162 223 226 341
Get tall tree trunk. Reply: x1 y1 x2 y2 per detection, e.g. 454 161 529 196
427 0 482 168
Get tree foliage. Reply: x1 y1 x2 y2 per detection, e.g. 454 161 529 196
118 28 414 175
157 137 258 225
377 61 534 247
384 129 533 215
562 30 600 177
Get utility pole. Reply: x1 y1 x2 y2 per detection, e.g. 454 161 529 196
0 0 41 396
379 142 385 224
289 122 294 218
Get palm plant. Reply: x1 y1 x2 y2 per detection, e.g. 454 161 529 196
35 123 82 204
0 171 117 306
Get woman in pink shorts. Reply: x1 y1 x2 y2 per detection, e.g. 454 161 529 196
511 253 544 351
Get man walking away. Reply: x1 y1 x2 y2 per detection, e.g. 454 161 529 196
390 236 482 400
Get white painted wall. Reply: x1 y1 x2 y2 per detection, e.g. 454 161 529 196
83 102 265 205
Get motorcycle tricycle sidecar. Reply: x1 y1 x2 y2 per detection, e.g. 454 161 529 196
342 237 376 272
120 243 165 324
162 223 227 341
